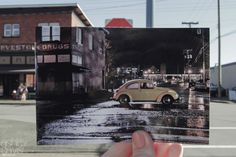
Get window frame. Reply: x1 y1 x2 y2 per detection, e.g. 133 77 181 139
3 24 20 37
38 22 60 41
50 23 60 41
127 82 140 89
76 28 83 45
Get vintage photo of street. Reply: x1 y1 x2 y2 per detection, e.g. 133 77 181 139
36 27 209 145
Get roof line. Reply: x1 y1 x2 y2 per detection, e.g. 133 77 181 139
76 4 93 27
0 3 78 9
0 3 93 27
210 61 236 69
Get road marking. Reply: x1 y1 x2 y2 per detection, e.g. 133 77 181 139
184 145 236 149
210 127 236 130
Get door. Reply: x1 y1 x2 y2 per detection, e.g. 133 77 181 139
2 74 19 97
139 82 157 101
126 82 140 101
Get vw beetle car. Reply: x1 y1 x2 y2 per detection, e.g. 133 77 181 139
113 79 179 106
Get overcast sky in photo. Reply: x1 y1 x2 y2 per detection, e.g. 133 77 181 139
1 0 236 67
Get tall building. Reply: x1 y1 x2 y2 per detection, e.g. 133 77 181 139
0 3 92 97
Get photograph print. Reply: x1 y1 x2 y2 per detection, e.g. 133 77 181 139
36 27 209 145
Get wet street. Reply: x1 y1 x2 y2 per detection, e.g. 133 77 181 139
37 87 209 145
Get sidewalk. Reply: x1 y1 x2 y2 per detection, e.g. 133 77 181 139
211 97 236 104
0 99 36 105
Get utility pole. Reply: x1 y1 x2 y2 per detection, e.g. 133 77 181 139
217 0 222 97
146 0 154 28
202 31 205 83
182 22 199 28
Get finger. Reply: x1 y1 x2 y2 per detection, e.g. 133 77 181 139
154 142 172 157
166 143 183 157
101 141 132 157
132 131 155 157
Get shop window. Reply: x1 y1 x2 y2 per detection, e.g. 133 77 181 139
76 28 83 45
4 24 20 37
72 55 82 65
26 74 35 88
38 23 60 41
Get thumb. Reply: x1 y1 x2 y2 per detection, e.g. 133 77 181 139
132 131 155 157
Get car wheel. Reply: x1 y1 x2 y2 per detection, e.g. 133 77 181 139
161 95 174 106
118 95 130 106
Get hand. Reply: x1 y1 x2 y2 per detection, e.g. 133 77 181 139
102 130 183 157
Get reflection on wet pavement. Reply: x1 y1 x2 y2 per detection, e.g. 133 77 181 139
37 88 209 145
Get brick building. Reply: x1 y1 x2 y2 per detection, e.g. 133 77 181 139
36 27 106 100
0 3 92 97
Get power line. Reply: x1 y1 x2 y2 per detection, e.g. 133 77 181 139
211 29 236 44
84 2 145 11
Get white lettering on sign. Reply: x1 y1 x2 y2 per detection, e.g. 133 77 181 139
58 54 70 63
0 44 33 52
37 43 70 51
44 55 56 63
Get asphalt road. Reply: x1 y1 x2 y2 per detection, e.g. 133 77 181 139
38 99 209 145
0 98 236 156
37 86 209 145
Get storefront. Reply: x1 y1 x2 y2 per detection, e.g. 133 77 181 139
0 44 35 97
0 71 35 97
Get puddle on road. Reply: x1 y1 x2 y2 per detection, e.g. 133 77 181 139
38 99 209 145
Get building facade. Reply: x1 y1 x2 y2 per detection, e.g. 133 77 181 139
36 27 106 100
0 4 92 97
211 62 236 90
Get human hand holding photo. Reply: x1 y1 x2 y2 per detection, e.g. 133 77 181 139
102 130 183 157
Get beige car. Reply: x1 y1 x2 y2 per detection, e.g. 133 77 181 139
113 79 179 106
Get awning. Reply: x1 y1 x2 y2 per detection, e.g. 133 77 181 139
0 67 35 74
71 65 91 73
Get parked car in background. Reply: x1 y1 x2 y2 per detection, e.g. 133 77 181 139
112 79 179 107
232 87 236 91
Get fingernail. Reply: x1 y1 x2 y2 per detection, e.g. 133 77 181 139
168 144 183 157
133 132 145 149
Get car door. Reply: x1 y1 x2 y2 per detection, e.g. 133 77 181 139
126 82 140 101
139 82 156 101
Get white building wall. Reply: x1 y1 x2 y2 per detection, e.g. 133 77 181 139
211 63 236 90
71 11 86 27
